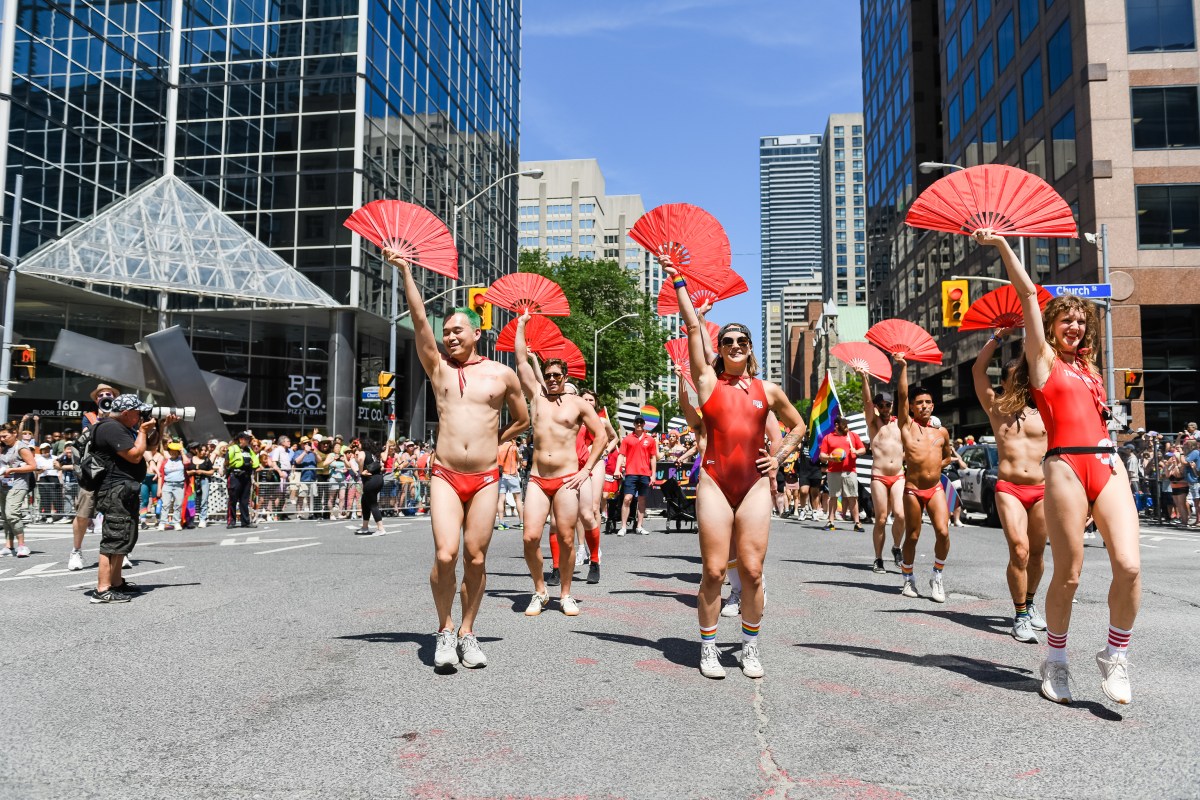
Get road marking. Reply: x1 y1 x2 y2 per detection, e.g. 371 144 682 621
254 542 321 555
68 566 184 588
221 536 315 547
0 569 9 576
20 562 61 575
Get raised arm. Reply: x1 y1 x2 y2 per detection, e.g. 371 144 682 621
855 366 882 440
513 312 542 399
973 230 1053 384
385 250 442 378
675 366 703 430
894 354 911 428
695 301 716 365
658 255 716 398
499 369 531 444
972 330 1007 410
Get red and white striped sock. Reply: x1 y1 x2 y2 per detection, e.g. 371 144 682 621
1046 629 1068 663
1105 624 1132 658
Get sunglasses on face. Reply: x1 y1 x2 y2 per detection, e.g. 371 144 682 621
720 337 750 347
543 372 564 379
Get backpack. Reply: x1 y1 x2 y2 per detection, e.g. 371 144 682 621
76 419 114 491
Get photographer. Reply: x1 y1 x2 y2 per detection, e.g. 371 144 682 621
225 430 260 528
89 395 176 603
67 384 121 572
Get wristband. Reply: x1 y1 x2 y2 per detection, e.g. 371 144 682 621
673 278 687 289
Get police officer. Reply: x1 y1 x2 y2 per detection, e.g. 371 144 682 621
225 430 260 529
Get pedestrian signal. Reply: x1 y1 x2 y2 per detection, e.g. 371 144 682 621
941 280 970 328
1124 370 1143 400
12 346 35 382
378 371 395 401
468 287 492 331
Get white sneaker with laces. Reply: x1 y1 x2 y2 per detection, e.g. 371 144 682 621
1011 615 1038 643
1026 600 1047 631
122 555 133 569
575 547 587 567
560 595 580 616
1095 650 1132 704
901 580 920 598
929 572 946 603
1039 659 1073 704
524 592 550 617
636 526 650 536
739 641 764 678
68 550 84 572
616 528 626 537
457 633 487 668
720 592 741 617
433 629 458 668
699 642 726 679
15 544 30 557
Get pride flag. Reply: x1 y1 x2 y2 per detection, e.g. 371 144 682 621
808 371 842 461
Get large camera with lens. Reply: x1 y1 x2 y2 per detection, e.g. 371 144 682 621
140 406 197 422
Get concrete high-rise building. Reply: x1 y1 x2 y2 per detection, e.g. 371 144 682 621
1 0 521 439
760 134 824 383
861 0 1200 434
820 113 869 308
518 159 675 403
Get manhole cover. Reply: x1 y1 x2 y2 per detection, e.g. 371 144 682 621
148 541 217 548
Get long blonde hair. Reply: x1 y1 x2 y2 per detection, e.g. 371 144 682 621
998 294 1101 416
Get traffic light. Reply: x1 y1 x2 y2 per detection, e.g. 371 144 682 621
378 371 395 401
941 279 970 327
467 287 492 331
12 346 35 382
1124 370 1143 400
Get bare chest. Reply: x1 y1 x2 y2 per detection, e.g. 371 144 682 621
995 409 1047 445
433 367 506 410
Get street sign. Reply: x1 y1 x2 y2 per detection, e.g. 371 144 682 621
1044 283 1112 299
361 386 380 401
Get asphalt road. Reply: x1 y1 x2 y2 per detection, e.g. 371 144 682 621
3 509 1199 800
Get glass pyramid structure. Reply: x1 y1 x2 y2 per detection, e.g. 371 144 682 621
20 176 338 308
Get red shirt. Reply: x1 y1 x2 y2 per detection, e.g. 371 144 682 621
819 430 864 473
619 432 656 477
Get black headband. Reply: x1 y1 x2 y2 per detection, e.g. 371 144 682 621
719 323 753 342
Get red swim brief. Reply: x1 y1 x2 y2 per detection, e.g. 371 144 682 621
431 465 500 504
995 479 1045 511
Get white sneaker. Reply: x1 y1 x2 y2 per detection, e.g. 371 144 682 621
1012 615 1039 643
198 520 207 528
929 572 946 603
68 550 84 571
575 547 587 567
1027 600 1047 631
433 629 458 668
15 545 30 557
0 546 12 557
1039 659 1073 704
560 595 580 616
901 580 920 598
636 526 650 536
524 592 550 617
720 592 741 617
156 523 165 531
699 642 726 679
1095 650 1132 704
457 633 487 668
122 555 133 569
739 641 764 678
616 528 626 537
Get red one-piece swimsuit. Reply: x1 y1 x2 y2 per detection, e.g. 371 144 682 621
698 375 770 508
1029 357 1116 503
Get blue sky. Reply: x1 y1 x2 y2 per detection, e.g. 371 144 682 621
519 0 864 332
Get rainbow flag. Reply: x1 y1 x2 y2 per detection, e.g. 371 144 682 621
808 371 842 461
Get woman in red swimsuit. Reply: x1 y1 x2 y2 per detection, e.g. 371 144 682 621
661 256 805 681
978 230 1140 706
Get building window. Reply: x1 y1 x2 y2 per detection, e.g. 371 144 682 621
947 0 957 21
979 43 995 97
963 69 977 120
834 125 845 134
1025 138 1046 178
961 7 975 53
1131 86 1200 148
1126 0 1197 52
1022 57 1044 121
948 32 960 78
979 0 992 28
1001 87 1018 144
518 237 539 247
998 12 1015 69
837 256 847 266
579 203 595 214
948 94 962 141
1137 185 1200 248
1052 108 1077 178
1019 0 1039 42
579 235 595 244
1048 19 1073 93
520 206 538 217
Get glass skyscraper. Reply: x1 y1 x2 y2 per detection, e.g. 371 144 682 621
1 0 520 438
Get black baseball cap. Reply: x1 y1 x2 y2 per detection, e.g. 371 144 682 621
873 391 894 404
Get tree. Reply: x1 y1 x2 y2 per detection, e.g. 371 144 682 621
835 373 864 415
794 397 813 423
518 251 669 409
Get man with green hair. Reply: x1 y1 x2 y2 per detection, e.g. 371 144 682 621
386 249 529 672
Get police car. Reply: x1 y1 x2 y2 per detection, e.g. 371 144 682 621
955 437 1001 526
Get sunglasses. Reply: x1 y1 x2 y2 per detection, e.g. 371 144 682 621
543 372 564 379
720 337 750 347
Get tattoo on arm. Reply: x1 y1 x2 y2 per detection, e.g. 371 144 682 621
775 431 804 462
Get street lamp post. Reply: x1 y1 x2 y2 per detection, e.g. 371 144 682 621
452 167 544 308
593 313 638 394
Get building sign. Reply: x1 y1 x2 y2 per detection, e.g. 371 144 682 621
286 374 325 415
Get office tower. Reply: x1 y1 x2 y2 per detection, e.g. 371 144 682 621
820 113 869 308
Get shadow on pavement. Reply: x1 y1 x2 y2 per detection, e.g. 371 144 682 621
797 642 1035 693
606 588 698 609
572 630 696 668
645 553 703 565
878 607 1011 636
335 631 502 670
784 558 876 572
804 579 900 596
627 570 700 585
484 587 533 613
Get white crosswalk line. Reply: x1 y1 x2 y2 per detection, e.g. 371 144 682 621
254 542 321 555
19 562 61 575
68 566 184 588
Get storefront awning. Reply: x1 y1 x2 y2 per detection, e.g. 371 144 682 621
19 175 338 308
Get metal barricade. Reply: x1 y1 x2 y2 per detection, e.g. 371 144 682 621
32 477 72 523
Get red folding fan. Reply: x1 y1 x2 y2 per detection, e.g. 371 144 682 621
553 339 587 380
905 164 1077 238
865 319 943 365
656 269 749 316
482 272 570 317
678 320 722 353
495 315 566 355
628 203 732 284
830 342 893 383
343 200 458 278
960 283 1055 331
664 336 697 390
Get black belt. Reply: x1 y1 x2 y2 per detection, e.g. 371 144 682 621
1045 446 1117 457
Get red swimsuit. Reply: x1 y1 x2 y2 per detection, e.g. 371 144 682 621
1029 358 1116 503
698 375 769 508
431 464 500 503
576 426 595 470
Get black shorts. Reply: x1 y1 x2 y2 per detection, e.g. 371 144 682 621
96 479 140 555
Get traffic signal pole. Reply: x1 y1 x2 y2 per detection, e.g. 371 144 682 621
0 174 23 422
1100 223 1117 408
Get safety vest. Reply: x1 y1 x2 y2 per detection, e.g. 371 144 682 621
226 445 260 471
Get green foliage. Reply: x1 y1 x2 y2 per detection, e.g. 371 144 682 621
518 251 669 408
794 398 813 423
836 374 864 415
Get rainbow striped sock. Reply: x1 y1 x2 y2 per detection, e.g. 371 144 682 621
901 562 914 580
933 558 945 573
1046 629 1068 663
741 618 761 643
700 624 718 643
1015 601 1029 618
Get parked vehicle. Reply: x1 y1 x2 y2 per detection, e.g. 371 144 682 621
956 442 1000 526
